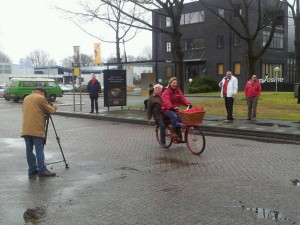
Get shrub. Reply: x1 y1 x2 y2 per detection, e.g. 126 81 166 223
74 87 87 93
188 76 219 93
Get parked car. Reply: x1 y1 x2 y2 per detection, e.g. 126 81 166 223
0 85 5 98
59 84 72 93
65 84 75 91
5 78 62 102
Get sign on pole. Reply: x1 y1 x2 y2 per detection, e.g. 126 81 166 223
94 43 101 65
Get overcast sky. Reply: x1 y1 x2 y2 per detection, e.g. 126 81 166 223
0 0 152 65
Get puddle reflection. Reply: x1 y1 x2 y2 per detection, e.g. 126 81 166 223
292 179 300 186
241 206 292 222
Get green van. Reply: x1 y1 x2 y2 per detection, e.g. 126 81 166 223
5 78 63 102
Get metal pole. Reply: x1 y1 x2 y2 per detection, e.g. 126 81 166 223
229 15 232 71
79 49 82 111
72 75 75 111
276 72 278 92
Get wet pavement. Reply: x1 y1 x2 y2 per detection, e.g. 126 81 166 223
0 98 300 225
55 108 300 144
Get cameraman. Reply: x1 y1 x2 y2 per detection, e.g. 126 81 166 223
21 87 57 177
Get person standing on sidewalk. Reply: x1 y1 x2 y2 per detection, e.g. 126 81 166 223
21 87 57 177
219 70 238 123
244 74 262 121
87 74 101 113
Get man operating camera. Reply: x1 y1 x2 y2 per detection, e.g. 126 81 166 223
21 86 58 177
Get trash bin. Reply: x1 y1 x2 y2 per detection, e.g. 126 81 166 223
294 83 300 98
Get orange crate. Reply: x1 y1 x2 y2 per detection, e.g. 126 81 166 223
179 109 205 124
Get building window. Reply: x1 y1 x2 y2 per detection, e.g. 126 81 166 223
166 17 172 27
23 81 33 87
264 9 284 29
165 66 172 77
233 63 241 75
180 15 185 25
262 63 283 78
181 11 205 25
275 10 284 29
166 42 172 52
263 31 284 49
217 63 224 75
234 33 241 46
234 4 242 17
218 8 225 18
184 11 205 24
217 35 224 48
183 38 205 51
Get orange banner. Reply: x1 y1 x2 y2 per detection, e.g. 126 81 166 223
94 43 101 65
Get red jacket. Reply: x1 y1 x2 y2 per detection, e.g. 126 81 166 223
161 87 191 114
244 80 262 98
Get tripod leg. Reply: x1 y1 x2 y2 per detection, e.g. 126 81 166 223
44 116 50 145
49 116 69 168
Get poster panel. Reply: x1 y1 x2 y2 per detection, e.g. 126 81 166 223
104 70 127 107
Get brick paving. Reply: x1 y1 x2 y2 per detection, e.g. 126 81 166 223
0 103 299 225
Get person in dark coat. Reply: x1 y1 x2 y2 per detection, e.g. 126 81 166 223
87 74 101 113
144 84 154 111
147 84 167 148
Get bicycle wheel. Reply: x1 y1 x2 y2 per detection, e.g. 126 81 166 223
185 126 205 155
155 125 172 148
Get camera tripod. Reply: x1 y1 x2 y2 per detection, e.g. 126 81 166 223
44 115 69 168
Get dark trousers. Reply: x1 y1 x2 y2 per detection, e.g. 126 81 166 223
157 119 166 144
247 97 258 119
90 96 99 112
144 99 148 110
224 97 234 120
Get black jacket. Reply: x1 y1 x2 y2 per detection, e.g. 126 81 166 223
87 79 101 98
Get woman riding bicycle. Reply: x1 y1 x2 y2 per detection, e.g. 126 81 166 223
161 77 192 139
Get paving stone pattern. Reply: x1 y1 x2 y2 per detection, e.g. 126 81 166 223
0 107 299 225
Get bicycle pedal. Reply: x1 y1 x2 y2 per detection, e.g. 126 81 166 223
173 138 185 143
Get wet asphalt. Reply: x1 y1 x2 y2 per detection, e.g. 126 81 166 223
0 97 299 225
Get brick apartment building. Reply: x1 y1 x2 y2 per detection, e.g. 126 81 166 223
152 0 294 88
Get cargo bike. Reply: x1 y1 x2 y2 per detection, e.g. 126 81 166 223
155 107 206 155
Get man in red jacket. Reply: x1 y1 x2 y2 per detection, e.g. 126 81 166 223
161 77 191 139
244 74 262 120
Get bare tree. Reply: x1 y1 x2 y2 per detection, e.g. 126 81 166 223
80 54 94 67
97 0 187 90
61 56 73 68
0 51 11 63
202 0 282 78
24 50 56 67
284 0 300 82
139 46 152 60
57 0 144 67
62 54 94 68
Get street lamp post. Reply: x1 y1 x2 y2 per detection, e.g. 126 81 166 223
274 66 280 93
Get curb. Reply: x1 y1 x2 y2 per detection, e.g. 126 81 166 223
55 111 300 144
